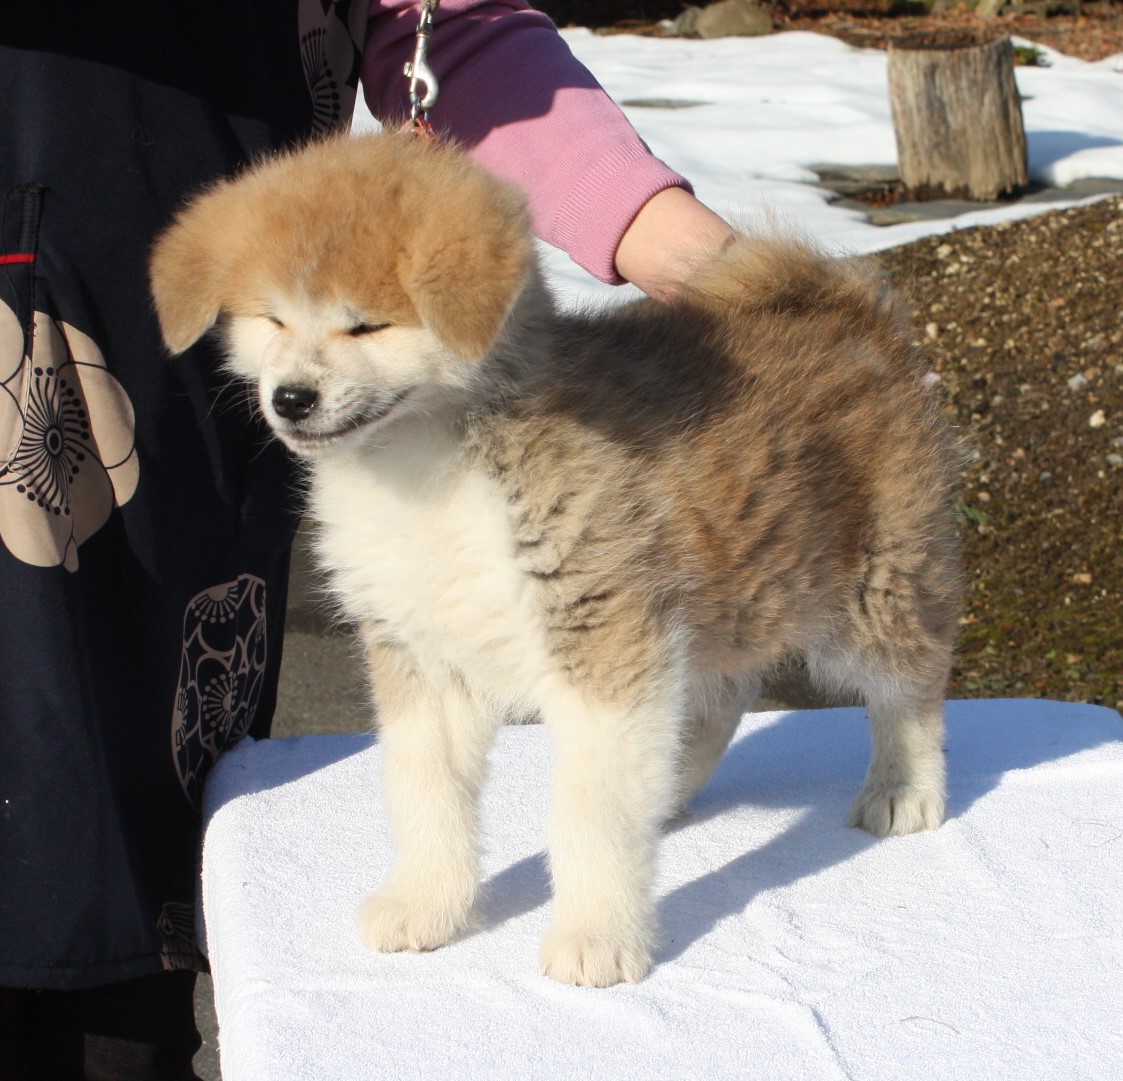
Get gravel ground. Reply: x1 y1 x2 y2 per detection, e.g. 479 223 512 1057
547 0 1123 63
872 197 1123 711
774 0 1123 63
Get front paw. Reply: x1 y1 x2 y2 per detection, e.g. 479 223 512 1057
357 888 475 953
849 782 945 837
540 923 652 987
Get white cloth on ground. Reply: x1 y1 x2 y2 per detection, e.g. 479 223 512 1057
200 699 1123 1081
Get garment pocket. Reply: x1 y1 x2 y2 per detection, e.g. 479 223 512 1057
0 185 43 469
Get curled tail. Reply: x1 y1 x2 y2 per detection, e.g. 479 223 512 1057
683 234 906 336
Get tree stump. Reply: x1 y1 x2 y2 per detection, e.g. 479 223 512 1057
887 32 1028 201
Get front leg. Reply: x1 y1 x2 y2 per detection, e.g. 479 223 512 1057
358 637 498 953
539 680 683 987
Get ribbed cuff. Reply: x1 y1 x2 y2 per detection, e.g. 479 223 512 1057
549 145 692 285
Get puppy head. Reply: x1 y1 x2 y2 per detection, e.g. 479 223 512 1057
150 132 532 453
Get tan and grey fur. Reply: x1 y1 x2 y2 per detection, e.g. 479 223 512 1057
151 133 962 988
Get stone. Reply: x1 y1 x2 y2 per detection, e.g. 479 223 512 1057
811 164 1123 230
685 0 772 39
668 7 701 36
1020 178 1123 203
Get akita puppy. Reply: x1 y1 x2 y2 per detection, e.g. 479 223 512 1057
151 132 962 987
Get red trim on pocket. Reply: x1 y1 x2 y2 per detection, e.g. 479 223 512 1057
0 253 36 266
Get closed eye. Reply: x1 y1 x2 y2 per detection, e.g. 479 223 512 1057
266 315 285 329
347 322 389 337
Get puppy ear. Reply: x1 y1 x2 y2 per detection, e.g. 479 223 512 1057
149 185 236 354
401 181 532 361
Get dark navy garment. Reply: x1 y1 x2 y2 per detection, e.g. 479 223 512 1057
0 2 365 989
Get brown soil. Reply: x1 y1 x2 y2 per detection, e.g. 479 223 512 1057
542 0 1123 63
872 200 1123 711
773 0 1123 63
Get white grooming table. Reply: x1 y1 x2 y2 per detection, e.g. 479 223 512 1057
201 700 1123 1080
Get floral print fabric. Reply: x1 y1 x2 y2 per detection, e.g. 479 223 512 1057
173 575 269 809
0 304 139 571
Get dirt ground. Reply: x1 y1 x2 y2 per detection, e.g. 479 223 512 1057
873 201 1122 712
773 0 1123 62
548 0 1123 62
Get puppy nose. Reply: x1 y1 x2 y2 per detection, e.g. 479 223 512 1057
272 385 318 421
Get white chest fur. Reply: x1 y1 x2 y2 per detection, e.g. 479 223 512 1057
308 428 554 706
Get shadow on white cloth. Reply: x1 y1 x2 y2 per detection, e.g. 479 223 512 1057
201 699 1122 1081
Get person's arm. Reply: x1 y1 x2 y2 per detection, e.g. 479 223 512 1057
361 1 733 294
614 186 737 301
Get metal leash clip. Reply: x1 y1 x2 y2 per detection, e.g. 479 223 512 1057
404 0 440 123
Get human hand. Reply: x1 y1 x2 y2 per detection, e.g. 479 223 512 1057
614 186 737 301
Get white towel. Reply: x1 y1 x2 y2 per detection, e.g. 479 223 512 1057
201 700 1123 1080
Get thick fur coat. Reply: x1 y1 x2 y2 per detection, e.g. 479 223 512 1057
151 133 962 987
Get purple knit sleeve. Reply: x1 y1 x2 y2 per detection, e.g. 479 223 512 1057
361 0 691 283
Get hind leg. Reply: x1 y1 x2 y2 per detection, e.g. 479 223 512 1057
847 692 946 836
808 563 957 837
673 674 760 815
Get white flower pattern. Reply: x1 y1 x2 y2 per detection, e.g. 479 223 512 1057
0 303 139 571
